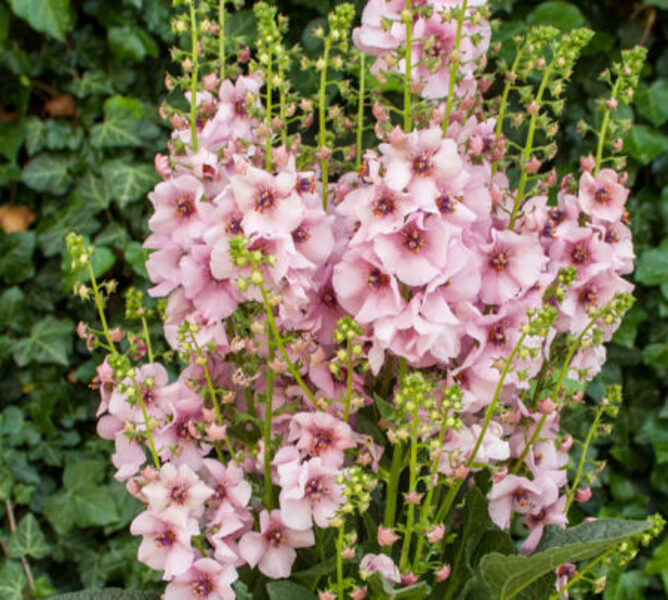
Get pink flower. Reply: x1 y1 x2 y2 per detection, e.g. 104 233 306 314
426 524 445 543
549 223 613 282
143 463 214 517
277 458 344 529
520 496 568 554
288 412 357 468
164 558 238 600
333 244 405 324
487 474 559 530
436 564 452 582
130 507 199 579
202 459 253 514
359 553 401 584
479 229 547 305
377 526 400 547
238 510 315 579
352 0 403 57
578 169 629 222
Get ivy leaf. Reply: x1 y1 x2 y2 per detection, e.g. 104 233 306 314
624 125 668 165
124 241 149 279
480 519 651 600
43 492 76 535
7 0 75 40
22 153 73 195
0 231 35 284
527 2 587 31
0 122 26 162
0 561 26 600
74 170 110 210
102 158 157 208
7 513 50 559
12 316 74 367
91 96 144 149
636 81 668 127
266 582 318 600
50 591 161 600
636 247 668 286
108 25 159 62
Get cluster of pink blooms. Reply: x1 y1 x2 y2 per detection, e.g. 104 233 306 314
90 0 636 597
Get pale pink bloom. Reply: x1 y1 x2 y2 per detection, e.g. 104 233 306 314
143 463 214 517
352 0 403 57
488 474 559 530
436 564 452 581
525 441 568 488
231 167 305 236
578 169 629 222
165 559 238 600
277 458 344 529
146 243 183 297
521 496 568 554
359 553 401 584
202 459 252 514
289 210 336 266
288 412 357 468
377 526 400 547
238 510 314 579
549 223 613 281
110 434 147 481
208 75 262 142
319 592 337 600
576 487 593 503
148 175 210 249
426 525 446 544
350 589 367 600
130 507 199 580
380 128 462 194
401 573 419 586
597 221 634 274
479 229 547 305
332 244 405 324
374 212 451 287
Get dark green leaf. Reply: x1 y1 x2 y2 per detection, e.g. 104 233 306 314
0 561 26 600
44 492 76 535
108 25 158 62
50 591 161 600
62 245 116 292
74 170 110 210
12 316 74 367
63 457 107 492
481 519 651 600
266 581 318 600
7 0 75 40
526 2 587 30
102 158 157 208
91 96 144 148
7 513 50 559
367 572 430 599
22 153 73 195
0 122 25 161
636 80 668 127
624 125 668 165
636 247 668 286
74 487 120 527
0 232 35 284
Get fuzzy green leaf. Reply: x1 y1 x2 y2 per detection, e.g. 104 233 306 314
266 581 318 600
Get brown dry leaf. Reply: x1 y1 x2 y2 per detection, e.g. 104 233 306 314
45 94 76 118
0 205 36 233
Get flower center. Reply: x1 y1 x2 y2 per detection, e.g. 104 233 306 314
192 577 214 597
255 189 275 213
436 193 457 214
305 478 324 502
202 164 216 179
176 196 195 219
594 186 613 204
403 227 425 254
297 177 315 194
412 152 433 176
571 242 588 265
367 268 388 289
488 325 507 347
321 288 337 308
311 430 332 456
266 528 286 548
141 386 155 405
292 225 311 244
234 98 247 116
489 250 509 272
513 488 530 508
155 529 176 547
372 196 395 217
213 484 227 501
170 484 188 504
604 228 619 244
579 286 598 305
225 216 242 235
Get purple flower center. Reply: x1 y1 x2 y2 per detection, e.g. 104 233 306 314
266 528 286 548
311 430 333 456
176 420 192 441
412 152 433 176
436 193 457 214
170 484 188 504
297 177 315 194
305 477 324 502
176 196 195 219
403 227 425 254
425 36 447 60
192 576 214 597
604 228 619 244
321 288 337 308
488 325 507 347
225 216 242 235
571 242 588 265
213 484 227 501
202 164 216 179
489 250 509 272
367 268 388 289
594 186 613 204
155 529 176 547
234 98 247 116
579 286 598 305
542 209 566 237
372 196 395 216
141 385 155 405
557 564 577 578
513 488 530 508
292 225 311 244
255 189 275 213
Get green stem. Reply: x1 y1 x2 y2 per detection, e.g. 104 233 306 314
319 37 332 210
435 333 527 523
384 443 404 531
245 388 257 420
279 66 288 147
141 316 154 364
219 0 226 79
594 79 620 175
87 262 114 350
344 339 354 423
547 547 616 600
264 354 275 509
399 405 420 571
336 523 345 600
565 406 603 514
265 52 273 170
132 373 161 469
442 0 468 136
258 281 317 405
189 0 199 153
356 53 366 170
510 59 556 229
403 0 413 132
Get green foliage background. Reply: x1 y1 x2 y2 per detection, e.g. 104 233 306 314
0 0 665 597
